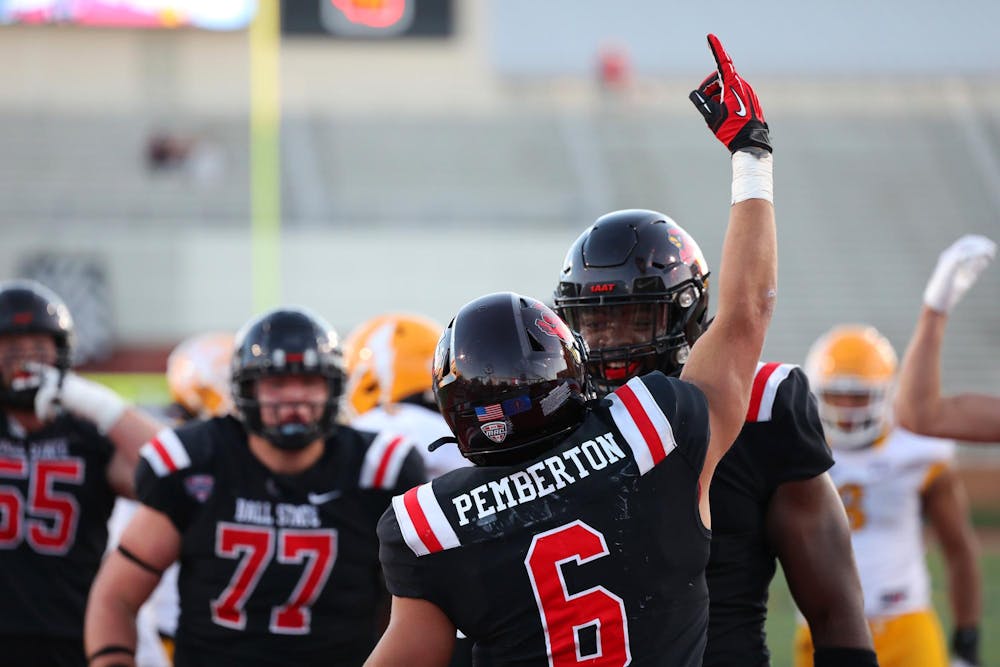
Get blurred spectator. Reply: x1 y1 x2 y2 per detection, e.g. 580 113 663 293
145 131 225 186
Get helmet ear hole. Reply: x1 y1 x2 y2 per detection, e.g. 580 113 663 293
525 331 547 353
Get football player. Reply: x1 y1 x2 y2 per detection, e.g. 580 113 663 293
795 325 981 667
367 33 778 666
344 315 472 667
0 279 163 666
895 234 999 443
344 313 469 479
85 307 426 667
164 331 236 423
551 65 874 667
105 331 236 666
554 210 875 667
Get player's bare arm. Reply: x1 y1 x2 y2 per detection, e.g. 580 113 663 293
923 465 982 665
85 505 181 667
896 235 1000 441
103 409 167 496
767 474 873 650
681 34 776 514
364 596 456 667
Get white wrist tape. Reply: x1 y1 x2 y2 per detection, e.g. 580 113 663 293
731 150 774 204
60 373 126 434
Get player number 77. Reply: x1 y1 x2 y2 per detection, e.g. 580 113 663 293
525 520 631 667
211 523 337 634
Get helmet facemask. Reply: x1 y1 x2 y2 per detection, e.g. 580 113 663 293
231 308 345 452
553 210 711 396
0 280 74 412
0 335 67 411
559 282 704 394
804 324 898 451
814 379 893 450
236 374 341 451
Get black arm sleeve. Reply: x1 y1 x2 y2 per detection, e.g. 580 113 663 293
377 507 433 601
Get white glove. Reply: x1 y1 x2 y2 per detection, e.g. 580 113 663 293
923 234 997 314
30 363 126 434
952 659 977 667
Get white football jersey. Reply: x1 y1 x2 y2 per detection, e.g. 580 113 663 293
827 427 954 618
351 403 470 479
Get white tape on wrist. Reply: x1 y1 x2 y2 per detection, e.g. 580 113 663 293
731 150 774 204
61 373 127 434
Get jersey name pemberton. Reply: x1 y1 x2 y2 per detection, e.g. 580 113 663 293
452 431 626 526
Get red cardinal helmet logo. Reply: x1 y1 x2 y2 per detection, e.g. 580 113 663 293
535 313 568 339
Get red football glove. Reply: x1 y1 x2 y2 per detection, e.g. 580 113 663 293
689 34 772 153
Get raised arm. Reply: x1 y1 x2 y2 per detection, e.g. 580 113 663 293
923 466 982 666
681 34 777 482
896 235 999 441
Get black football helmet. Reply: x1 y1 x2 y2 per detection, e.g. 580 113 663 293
553 209 710 393
231 307 345 451
433 292 590 467
0 280 74 410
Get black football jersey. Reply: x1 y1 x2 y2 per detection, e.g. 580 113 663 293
703 363 833 667
0 413 116 640
135 416 426 667
379 373 712 666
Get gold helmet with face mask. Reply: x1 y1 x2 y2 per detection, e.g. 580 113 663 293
342 313 443 420
166 332 235 420
804 324 897 449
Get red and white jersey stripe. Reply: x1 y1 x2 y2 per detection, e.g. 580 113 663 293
360 432 414 489
745 362 797 423
392 482 461 557
607 376 677 475
140 428 192 477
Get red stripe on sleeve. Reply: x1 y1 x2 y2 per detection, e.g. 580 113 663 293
402 486 443 554
373 436 405 488
150 437 178 473
615 383 666 464
745 362 780 422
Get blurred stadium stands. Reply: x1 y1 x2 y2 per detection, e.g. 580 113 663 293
0 2 997 401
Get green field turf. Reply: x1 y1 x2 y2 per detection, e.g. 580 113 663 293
83 372 170 406
765 543 1000 666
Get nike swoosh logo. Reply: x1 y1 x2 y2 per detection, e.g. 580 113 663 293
308 490 342 504
731 86 747 117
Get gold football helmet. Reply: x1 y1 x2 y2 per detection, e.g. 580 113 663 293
804 324 897 449
166 331 235 419
342 313 442 420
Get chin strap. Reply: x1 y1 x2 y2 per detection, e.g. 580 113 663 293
427 436 458 452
